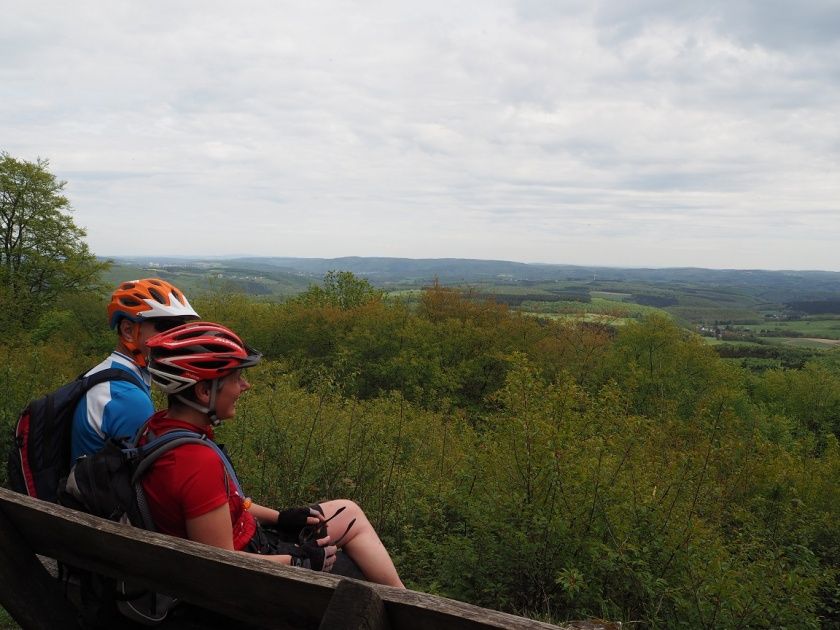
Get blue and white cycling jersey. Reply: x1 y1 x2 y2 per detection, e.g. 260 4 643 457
70 351 154 461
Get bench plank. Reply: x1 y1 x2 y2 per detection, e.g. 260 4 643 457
319 579 390 630
0 488 563 630
0 507 78 629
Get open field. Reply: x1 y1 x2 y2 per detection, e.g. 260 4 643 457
708 337 840 350
701 317 840 358
523 311 636 326
705 338 764 347
781 337 840 349
590 290 632 299
665 306 766 324
522 295 664 318
738 319 840 339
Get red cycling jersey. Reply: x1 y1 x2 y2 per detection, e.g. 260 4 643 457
140 411 256 550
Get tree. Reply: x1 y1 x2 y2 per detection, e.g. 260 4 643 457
0 152 108 321
294 270 383 309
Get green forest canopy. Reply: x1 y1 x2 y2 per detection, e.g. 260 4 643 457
2 279 838 628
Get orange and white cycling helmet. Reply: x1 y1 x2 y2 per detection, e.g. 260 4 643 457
108 278 199 329
108 278 199 366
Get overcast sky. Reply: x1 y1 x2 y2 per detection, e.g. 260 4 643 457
2 1 839 270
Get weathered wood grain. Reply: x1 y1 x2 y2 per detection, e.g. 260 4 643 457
0 487 566 630
319 579 390 630
0 506 78 629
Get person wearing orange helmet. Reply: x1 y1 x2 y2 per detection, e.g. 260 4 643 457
70 279 199 460
141 322 404 587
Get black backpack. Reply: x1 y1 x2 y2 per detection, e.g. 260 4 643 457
60 425 243 530
7 368 143 502
57 424 244 626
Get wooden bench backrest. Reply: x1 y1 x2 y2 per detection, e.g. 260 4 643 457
0 487 561 629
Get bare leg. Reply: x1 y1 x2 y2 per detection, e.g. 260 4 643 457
318 499 404 588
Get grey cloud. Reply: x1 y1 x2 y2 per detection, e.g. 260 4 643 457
714 0 840 49
589 0 840 50
617 170 753 193
2 1 838 270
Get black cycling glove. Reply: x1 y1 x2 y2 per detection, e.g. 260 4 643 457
290 540 336 572
275 505 323 534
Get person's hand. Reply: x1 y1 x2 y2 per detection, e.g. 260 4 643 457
275 506 324 534
291 535 337 572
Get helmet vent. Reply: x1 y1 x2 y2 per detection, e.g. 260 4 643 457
194 359 231 370
119 297 143 307
148 287 166 304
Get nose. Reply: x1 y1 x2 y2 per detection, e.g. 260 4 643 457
240 377 251 392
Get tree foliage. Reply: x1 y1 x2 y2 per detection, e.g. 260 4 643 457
2 270 839 627
0 152 108 325
159 279 840 626
292 270 384 309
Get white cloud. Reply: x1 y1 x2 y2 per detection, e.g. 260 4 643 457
1 0 838 270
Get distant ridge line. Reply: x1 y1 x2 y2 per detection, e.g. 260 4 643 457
105 255 840 277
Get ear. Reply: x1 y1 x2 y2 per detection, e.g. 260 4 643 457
118 319 136 342
193 381 212 405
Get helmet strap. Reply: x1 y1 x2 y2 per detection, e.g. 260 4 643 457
175 378 223 426
118 320 147 367
130 322 147 367
207 378 221 426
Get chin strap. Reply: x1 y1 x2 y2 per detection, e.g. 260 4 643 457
176 378 222 426
122 321 147 368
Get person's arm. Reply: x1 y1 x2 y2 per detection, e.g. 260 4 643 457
185 504 292 565
177 454 332 570
247 502 280 526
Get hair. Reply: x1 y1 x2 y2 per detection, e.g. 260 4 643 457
167 390 196 410
165 373 232 410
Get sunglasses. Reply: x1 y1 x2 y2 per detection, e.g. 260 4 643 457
298 506 356 548
151 319 188 333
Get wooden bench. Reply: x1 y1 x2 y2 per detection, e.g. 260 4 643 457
0 487 571 630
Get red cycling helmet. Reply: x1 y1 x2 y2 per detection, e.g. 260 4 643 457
146 321 262 396
147 321 261 425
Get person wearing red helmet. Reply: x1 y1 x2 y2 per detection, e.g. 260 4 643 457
70 279 199 460
142 322 404 587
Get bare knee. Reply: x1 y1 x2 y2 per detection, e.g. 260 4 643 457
322 499 368 522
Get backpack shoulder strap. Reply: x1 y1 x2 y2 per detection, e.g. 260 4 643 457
131 430 246 531
82 367 145 391
134 431 244 495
